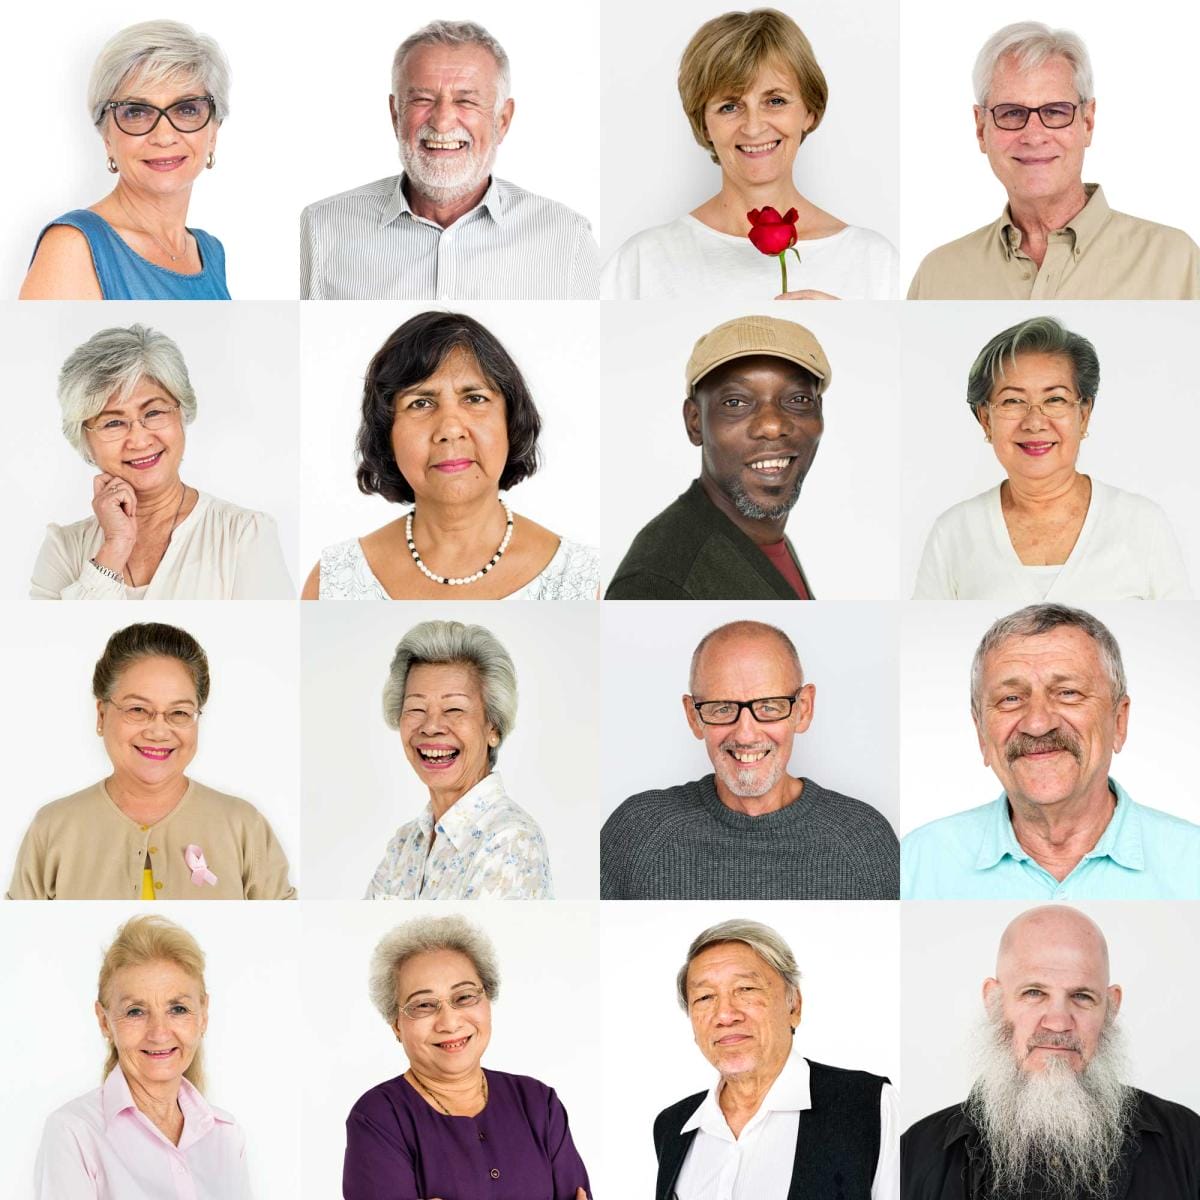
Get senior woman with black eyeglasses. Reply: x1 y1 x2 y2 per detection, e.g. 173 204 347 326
913 316 1191 600
21 20 231 300
6 621 295 899
345 914 591 1200
31 323 292 599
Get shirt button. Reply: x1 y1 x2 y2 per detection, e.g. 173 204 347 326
479 1130 486 1141
149 846 158 854
140 825 149 832
1021 271 1031 280
490 1168 500 1179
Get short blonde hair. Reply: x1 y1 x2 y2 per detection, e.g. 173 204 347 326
97 915 207 1091
678 9 828 163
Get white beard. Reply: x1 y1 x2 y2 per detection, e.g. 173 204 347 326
399 120 498 207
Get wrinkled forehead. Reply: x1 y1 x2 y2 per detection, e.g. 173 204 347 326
982 626 1103 683
399 42 502 94
987 51 1078 104
113 63 207 102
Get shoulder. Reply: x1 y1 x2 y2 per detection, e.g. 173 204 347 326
22 215 103 300
27 782 109 830
42 513 101 546
42 1085 105 1140
607 490 707 592
1103 206 1200 253
188 227 225 255
318 537 383 599
189 780 272 825
527 536 600 599
1091 479 1173 528
902 1101 970 1151
1133 1088 1200 1144
908 223 996 295
902 801 997 854
930 486 999 530
348 1074 410 1122
483 792 549 844
492 178 592 231
654 1091 707 1143
303 176 400 221
613 216 696 255
807 1057 890 1096
195 492 275 533
603 779 711 838
1125 794 1200 842
800 779 898 840
837 224 899 258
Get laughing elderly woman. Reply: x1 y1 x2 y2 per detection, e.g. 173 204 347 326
35 915 251 1198
21 21 231 300
365 620 554 899
31 324 292 599
913 316 1191 600
344 914 590 1200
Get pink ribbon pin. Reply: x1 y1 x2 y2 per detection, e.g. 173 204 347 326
184 845 218 888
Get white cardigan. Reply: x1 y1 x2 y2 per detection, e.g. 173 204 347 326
912 479 1192 601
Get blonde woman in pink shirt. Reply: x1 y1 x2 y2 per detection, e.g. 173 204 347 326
34 915 251 1199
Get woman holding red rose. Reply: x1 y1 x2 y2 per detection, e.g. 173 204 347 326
602 9 897 300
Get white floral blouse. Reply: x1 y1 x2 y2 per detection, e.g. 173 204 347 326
365 772 555 899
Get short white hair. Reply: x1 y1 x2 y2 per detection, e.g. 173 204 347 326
676 919 802 1012
88 20 231 128
391 20 511 113
973 21 1094 107
59 325 197 461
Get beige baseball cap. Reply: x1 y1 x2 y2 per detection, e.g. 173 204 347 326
685 315 832 392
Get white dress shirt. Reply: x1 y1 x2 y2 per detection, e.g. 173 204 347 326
674 1052 898 1200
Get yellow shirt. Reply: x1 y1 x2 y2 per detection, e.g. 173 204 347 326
907 184 1200 300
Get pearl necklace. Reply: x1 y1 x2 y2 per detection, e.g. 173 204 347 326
407 500 514 586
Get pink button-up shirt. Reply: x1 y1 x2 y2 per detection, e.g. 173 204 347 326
35 1064 252 1199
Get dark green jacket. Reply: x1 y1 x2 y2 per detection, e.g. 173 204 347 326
605 479 812 599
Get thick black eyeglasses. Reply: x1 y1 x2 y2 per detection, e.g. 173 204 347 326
986 101 1078 131
105 95 215 136
690 693 801 725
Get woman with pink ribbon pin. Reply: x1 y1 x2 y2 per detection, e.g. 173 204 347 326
6 621 296 899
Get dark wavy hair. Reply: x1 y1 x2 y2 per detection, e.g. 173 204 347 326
355 312 542 505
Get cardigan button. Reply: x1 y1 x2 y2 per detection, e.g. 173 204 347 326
154 881 163 891
489 1168 500 1180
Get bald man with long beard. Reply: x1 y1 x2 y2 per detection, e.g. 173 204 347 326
902 906 1200 1198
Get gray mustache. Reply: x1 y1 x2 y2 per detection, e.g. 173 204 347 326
1006 729 1082 764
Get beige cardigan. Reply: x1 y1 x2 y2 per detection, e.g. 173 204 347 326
6 779 296 900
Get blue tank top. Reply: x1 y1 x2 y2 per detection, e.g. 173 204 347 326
33 209 231 300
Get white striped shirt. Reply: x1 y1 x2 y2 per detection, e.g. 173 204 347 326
299 173 600 300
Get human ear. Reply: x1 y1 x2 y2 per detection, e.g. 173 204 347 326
683 396 703 447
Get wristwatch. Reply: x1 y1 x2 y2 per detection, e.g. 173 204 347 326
88 558 124 584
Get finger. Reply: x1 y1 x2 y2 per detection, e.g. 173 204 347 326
93 474 115 497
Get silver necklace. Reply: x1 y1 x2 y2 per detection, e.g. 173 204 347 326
407 499 514 586
127 484 189 588
116 193 189 262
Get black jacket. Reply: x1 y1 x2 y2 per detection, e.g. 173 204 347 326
902 1089 1200 1199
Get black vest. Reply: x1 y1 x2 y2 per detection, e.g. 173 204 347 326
653 1059 888 1200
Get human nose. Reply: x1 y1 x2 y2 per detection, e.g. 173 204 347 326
713 990 746 1024
1039 995 1074 1031
432 407 468 443
432 1000 464 1032
146 112 180 146
1019 692 1057 736
428 94 458 130
730 704 763 740
1018 402 1049 430
748 400 793 440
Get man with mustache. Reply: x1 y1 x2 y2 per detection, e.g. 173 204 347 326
901 603 1200 898
600 619 898 898
300 20 600 299
902 905 1200 1198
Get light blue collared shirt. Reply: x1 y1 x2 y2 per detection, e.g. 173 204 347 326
901 779 1200 899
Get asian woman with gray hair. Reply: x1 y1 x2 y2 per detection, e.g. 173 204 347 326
21 20 231 299
913 316 1190 600
365 619 554 899
30 323 292 599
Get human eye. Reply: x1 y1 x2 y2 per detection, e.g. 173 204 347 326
766 96 789 107
403 397 434 411
705 702 737 720
691 992 715 1007
997 396 1026 409
409 999 440 1017
1042 103 1074 121
463 394 491 406
172 100 201 118
452 990 482 1008
98 417 129 431
166 708 195 725
1021 988 1044 999
785 393 818 410
124 1005 146 1017
995 104 1027 122
715 100 740 115
735 985 761 995
1042 396 1072 412
719 395 749 409
169 1003 191 1015
402 705 427 718
119 103 152 121
755 699 788 718
125 704 152 719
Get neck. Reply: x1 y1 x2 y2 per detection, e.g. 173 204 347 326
718 1054 789 1133
1007 182 1090 258
697 473 789 545
1002 469 1085 509
409 1065 485 1105
695 177 811 238
1008 780 1117 881
428 770 489 821
124 1070 184 1140
405 175 490 228
106 772 189 820
713 773 803 818
135 477 189 524
109 180 193 239
411 494 507 573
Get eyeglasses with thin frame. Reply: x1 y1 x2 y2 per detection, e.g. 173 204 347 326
104 95 215 136
104 700 202 728
985 101 1078 131
985 396 1087 422
690 693 802 726
399 988 486 1021
82 402 182 442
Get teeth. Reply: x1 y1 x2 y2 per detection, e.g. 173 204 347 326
739 140 780 152
732 750 768 763
424 140 466 149
420 748 457 758
129 453 161 465
751 458 792 470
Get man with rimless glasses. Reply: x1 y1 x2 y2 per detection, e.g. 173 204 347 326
600 620 898 899
908 22 1200 300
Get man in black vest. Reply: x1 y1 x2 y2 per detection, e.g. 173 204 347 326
655 918 897 1199
902 905 1200 1199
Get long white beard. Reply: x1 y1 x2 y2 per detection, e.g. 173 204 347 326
967 1010 1135 1199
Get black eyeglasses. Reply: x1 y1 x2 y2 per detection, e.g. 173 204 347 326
105 95 215 136
985 101 1078 131
690 693 802 725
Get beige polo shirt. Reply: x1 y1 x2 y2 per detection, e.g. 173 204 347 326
907 184 1200 300
7 779 296 900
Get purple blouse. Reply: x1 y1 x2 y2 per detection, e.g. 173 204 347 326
343 1069 591 1200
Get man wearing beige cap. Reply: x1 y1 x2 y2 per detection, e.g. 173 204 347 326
605 315 829 600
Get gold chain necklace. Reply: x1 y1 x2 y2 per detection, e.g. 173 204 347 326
408 1068 488 1115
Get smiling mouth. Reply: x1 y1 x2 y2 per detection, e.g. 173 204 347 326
726 747 770 764
125 451 164 469
136 746 173 761
747 456 795 476
737 139 781 155
1016 441 1055 455
143 156 187 170
142 1047 178 1058
435 1035 471 1052
417 747 460 768
422 138 469 152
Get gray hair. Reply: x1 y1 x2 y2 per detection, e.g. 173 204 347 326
391 20 512 112
970 604 1127 721
88 20 231 128
973 21 1094 107
675 919 802 1013
59 324 197 462
382 621 517 768
966 317 1100 420
369 914 501 1027
689 621 803 693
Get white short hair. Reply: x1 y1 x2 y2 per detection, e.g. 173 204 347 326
59 325 197 461
88 20 231 128
973 21 1094 107
391 20 511 113
675 919 802 1012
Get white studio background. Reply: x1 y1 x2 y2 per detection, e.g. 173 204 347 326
899 601 1200 836
292 0 602 258
301 602 600 898
0 300 301 599
601 299 902 600
598 0 900 260
601 601 899 829
899 0 1200 286
0 901 301 1198
299 301 602 580
601 899 901 1197
901 899 1200 1128
0 601 301 891
900 302 1200 597
301 900 601 1199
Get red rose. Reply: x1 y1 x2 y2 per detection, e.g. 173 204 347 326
747 207 799 255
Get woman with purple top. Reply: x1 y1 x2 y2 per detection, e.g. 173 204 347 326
344 914 591 1200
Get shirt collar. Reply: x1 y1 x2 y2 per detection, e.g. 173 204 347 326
974 777 1144 872
426 771 507 851
997 182 1110 260
680 1050 812 1139
381 173 506 228
101 1063 231 1146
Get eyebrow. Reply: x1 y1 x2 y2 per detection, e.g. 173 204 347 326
994 381 1076 395
116 992 198 1005
688 971 766 991
94 394 175 417
403 692 472 701
402 979 479 1002
116 692 197 706
1018 979 1099 995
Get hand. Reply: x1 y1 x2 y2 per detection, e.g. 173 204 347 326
91 473 138 572
576 1189 589 1199
776 289 840 300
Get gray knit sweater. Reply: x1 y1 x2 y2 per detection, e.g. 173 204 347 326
600 774 898 899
